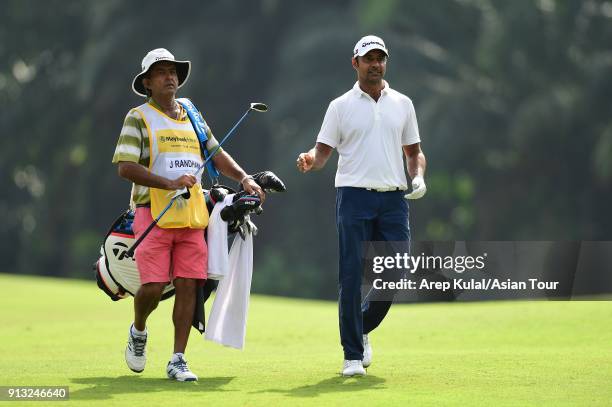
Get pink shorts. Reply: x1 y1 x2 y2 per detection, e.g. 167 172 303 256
133 207 207 284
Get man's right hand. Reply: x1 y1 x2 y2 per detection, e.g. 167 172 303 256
118 162 200 191
296 152 315 173
168 174 197 190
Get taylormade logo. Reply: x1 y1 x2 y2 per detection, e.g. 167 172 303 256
355 40 385 55
362 41 384 48
112 242 134 261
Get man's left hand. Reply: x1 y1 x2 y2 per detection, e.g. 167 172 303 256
405 176 427 200
242 177 266 203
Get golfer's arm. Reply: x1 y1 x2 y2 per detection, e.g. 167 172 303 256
117 161 175 189
211 150 250 182
403 143 426 179
309 142 334 171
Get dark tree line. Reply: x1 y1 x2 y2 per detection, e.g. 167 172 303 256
1 0 611 299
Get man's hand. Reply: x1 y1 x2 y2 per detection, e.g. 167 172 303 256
405 175 427 200
166 174 197 199
168 174 197 190
296 152 315 173
241 176 266 203
117 162 198 193
296 143 333 173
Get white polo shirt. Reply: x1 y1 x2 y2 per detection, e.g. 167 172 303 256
316 81 420 189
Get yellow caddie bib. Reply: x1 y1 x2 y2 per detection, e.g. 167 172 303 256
135 102 208 229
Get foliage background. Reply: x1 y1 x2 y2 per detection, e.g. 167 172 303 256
2 0 611 299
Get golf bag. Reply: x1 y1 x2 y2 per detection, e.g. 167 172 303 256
93 170 286 302
94 210 177 301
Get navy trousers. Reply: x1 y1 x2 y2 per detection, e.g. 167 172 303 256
336 187 410 360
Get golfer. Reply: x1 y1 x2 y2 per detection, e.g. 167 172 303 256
112 48 264 381
296 35 427 376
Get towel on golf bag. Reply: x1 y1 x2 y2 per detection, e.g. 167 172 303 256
207 194 233 280
205 228 253 349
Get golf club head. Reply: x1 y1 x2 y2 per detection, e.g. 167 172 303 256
250 102 268 112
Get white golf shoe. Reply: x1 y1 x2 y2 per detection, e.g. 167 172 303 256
125 324 147 373
362 334 372 368
342 360 366 377
167 354 198 382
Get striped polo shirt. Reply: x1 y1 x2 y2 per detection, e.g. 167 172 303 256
112 98 220 205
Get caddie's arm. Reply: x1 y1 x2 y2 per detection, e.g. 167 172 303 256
296 142 333 173
211 151 265 202
403 143 427 200
117 161 196 190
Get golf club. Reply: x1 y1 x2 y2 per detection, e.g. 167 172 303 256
125 102 268 257
192 102 268 179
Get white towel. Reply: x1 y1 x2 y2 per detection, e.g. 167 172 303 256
205 226 253 350
206 194 234 280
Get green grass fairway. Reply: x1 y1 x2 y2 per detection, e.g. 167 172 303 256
0 273 611 406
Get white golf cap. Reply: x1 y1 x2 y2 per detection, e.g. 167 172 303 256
132 48 191 97
353 35 389 58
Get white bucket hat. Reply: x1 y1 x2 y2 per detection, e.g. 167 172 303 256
132 48 191 97
353 35 389 58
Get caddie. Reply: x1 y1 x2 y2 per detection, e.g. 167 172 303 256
112 48 264 382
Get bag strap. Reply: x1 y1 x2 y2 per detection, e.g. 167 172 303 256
176 98 220 184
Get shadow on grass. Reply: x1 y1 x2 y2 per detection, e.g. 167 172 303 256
252 375 386 398
69 375 235 400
